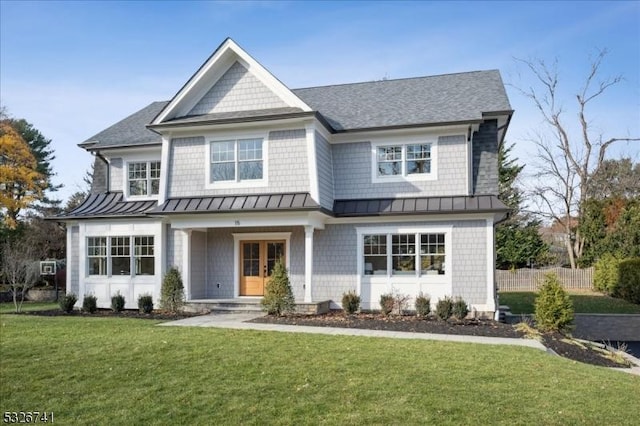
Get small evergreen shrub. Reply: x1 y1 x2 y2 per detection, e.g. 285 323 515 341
534 272 574 332
82 294 98 313
138 294 154 314
415 293 431 317
435 296 453 321
379 293 394 316
261 258 295 316
593 253 621 295
451 297 469 320
111 292 125 312
341 290 360 315
160 267 185 313
59 293 77 313
617 258 640 304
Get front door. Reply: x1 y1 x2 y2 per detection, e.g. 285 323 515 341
239 240 285 296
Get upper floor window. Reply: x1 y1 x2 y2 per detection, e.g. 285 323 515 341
211 138 263 183
377 143 431 177
128 161 160 196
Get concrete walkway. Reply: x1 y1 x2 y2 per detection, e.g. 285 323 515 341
160 312 640 375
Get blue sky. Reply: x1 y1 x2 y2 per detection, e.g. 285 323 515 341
1 0 639 203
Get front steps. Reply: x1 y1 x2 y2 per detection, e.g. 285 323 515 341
185 299 332 315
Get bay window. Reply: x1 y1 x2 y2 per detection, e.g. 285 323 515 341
86 236 155 277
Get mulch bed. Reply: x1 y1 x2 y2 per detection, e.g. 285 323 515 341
18 308 200 321
542 332 632 368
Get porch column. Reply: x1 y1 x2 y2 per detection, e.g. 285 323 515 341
182 229 192 301
304 225 314 303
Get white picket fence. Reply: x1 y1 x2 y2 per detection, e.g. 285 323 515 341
496 267 594 292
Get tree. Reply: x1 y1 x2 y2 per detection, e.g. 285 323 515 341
0 120 46 229
261 257 295 316
515 50 639 268
588 158 640 199
160 267 185 313
1 238 40 313
495 142 549 269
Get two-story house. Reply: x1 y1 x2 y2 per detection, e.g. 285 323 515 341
58 38 511 317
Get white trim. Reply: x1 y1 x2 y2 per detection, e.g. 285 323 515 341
306 124 319 203
152 39 311 125
485 218 496 312
467 128 474 196
204 131 269 190
122 156 162 202
182 229 192 301
159 135 171 204
304 226 314 303
330 124 470 144
232 232 292 298
371 138 438 183
326 212 495 225
66 225 73 298
168 211 326 231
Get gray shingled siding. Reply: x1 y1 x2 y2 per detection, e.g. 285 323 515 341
110 158 123 193
188 61 287 116
472 120 499 195
167 130 309 198
312 224 358 302
205 227 305 300
451 220 487 305
190 231 207 299
332 135 468 199
90 157 108 194
69 226 79 295
315 131 334 209
166 226 182 271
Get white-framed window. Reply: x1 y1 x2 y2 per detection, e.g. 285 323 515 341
361 231 448 277
210 138 263 183
371 139 438 183
87 237 107 276
86 236 155 277
128 161 160 196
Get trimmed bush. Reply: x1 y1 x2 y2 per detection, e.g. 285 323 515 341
452 297 469 320
82 295 98 313
617 258 640 304
593 253 621 295
59 293 77 313
161 267 185 313
111 292 125 312
261 258 295 316
435 296 453 321
138 294 154 314
415 292 431 317
534 272 574 332
341 290 360 315
379 293 394 316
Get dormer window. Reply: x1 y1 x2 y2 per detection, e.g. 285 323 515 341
128 161 160 196
371 139 437 183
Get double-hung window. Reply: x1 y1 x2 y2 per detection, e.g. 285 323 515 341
128 161 160 196
362 232 447 276
374 142 434 180
211 138 263 183
86 236 155 276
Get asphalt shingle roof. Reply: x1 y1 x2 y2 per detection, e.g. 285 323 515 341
80 70 511 149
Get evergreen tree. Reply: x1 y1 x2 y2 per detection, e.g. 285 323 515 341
261 257 295 316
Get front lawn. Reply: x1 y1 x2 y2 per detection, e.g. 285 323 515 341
1 313 639 424
499 291 640 315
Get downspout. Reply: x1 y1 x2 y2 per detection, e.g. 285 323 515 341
93 151 110 193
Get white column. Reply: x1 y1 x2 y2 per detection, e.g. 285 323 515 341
304 225 314 303
486 218 497 316
182 229 192 301
158 135 170 205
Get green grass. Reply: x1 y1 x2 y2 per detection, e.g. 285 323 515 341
1 313 639 424
0 301 59 314
499 291 640 315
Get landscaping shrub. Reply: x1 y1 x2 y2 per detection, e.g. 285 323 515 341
379 293 394 316
593 253 621 295
452 297 469 320
261 258 295 316
341 290 360 315
435 296 453 321
111 292 125 312
393 291 411 315
59 293 77 313
82 294 98 313
160 267 185 313
617 258 640 304
138 294 154 314
415 292 431 317
534 272 574 332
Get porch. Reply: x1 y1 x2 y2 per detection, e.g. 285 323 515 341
184 298 332 315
